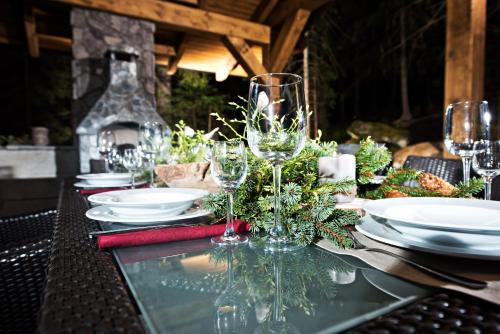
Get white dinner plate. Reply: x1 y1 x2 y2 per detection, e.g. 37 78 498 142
87 188 209 208
363 197 500 233
74 180 146 189
370 214 500 247
77 173 132 186
357 215 500 260
86 205 212 225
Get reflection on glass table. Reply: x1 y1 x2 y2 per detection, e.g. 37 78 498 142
112 239 430 334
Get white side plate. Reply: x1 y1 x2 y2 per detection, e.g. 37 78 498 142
77 173 132 186
363 197 500 233
86 205 212 225
87 188 209 208
357 215 500 260
74 181 146 189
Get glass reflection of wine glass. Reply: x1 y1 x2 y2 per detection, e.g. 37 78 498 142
123 148 142 188
210 141 248 245
444 101 488 185
253 254 300 334
140 122 164 187
247 73 306 252
472 140 500 200
97 130 116 172
214 246 248 334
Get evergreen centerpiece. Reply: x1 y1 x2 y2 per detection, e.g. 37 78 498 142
204 108 359 247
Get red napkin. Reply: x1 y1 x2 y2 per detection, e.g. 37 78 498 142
97 219 251 250
79 183 150 195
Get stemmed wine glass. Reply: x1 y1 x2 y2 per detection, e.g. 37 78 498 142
97 130 116 172
122 148 142 188
140 122 164 187
444 101 489 185
472 141 500 200
247 73 306 252
210 141 248 245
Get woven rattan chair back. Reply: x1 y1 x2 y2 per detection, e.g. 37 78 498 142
403 155 463 185
0 210 56 333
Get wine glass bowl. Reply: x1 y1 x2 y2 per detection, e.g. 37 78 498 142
140 122 164 187
444 101 488 185
97 130 116 172
247 73 307 252
472 140 500 200
210 141 248 245
122 148 142 188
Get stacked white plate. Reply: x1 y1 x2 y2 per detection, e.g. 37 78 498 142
86 188 210 225
360 197 500 259
75 173 145 188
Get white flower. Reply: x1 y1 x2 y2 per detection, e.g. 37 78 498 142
184 126 195 137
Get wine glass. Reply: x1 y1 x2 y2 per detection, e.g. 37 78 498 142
97 130 116 172
107 145 122 172
213 246 248 333
472 140 500 200
140 122 164 187
210 141 248 245
247 73 306 252
444 101 489 185
122 148 142 188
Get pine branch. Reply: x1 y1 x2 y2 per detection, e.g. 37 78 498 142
355 137 392 184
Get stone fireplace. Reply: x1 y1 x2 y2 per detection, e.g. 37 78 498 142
71 8 164 172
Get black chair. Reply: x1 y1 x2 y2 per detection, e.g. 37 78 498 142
403 155 463 185
0 210 56 333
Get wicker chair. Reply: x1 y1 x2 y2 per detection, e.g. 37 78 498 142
403 155 463 185
0 210 56 334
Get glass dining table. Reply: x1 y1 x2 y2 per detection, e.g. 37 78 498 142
37 182 498 333
100 224 429 334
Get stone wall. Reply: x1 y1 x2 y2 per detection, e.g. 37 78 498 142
71 8 156 128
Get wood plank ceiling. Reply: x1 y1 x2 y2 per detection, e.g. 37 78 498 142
0 0 331 80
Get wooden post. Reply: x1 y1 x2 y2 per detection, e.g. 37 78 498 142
444 0 486 156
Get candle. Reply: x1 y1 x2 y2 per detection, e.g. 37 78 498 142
318 154 357 203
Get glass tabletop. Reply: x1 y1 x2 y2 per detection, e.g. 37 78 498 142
106 235 430 334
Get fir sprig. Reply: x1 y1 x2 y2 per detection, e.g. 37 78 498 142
355 136 392 184
202 142 359 248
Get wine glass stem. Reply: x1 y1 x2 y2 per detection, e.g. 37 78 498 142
224 190 235 238
484 177 492 200
150 154 155 187
462 156 471 186
131 172 135 189
271 163 283 240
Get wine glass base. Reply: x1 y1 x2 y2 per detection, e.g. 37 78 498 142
211 235 248 246
249 236 305 252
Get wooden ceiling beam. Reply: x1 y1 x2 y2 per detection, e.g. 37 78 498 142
167 36 188 75
222 36 267 77
23 4 40 57
252 0 279 23
49 0 271 44
266 0 329 26
215 54 238 82
38 33 71 51
270 8 310 72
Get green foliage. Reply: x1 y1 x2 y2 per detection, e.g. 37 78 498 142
161 120 213 164
158 69 226 131
203 141 359 248
31 53 72 145
451 178 485 198
355 136 392 184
